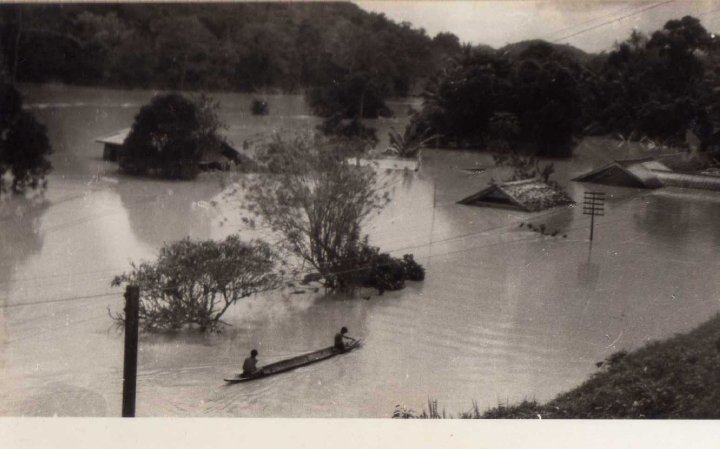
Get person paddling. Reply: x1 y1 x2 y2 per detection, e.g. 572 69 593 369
334 327 357 352
241 349 261 378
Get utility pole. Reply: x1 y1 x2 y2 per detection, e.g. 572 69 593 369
427 180 437 269
122 285 140 417
583 191 605 243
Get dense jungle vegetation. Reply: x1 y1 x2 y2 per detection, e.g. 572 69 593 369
0 2 460 96
415 16 720 157
4 5 720 157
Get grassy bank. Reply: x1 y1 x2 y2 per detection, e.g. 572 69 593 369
397 313 720 419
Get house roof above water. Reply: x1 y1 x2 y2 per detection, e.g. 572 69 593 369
457 178 575 212
95 128 131 146
573 158 667 188
95 128 242 157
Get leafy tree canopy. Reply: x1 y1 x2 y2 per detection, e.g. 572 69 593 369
111 235 279 333
121 93 226 180
0 82 52 196
3 3 457 95
237 133 425 293
416 15 720 154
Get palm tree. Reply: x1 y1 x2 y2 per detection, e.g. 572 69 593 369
386 121 437 159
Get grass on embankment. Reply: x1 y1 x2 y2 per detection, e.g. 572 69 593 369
397 313 720 419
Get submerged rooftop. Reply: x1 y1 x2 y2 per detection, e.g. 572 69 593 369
458 178 575 212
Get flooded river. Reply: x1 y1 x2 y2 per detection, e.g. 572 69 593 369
1 85 720 417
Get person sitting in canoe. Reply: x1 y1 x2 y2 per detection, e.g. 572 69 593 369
334 327 357 352
241 349 261 378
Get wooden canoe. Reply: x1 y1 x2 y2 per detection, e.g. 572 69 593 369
224 340 361 383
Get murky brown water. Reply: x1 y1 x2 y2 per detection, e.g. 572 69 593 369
1 85 719 417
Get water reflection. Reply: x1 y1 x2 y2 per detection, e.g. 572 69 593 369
577 249 601 289
633 194 692 244
0 198 49 294
113 176 224 247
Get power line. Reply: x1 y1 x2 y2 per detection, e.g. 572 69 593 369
0 181 706 308
3 313 109 344
544 2 654 40
0 292 117 310
0 184 632 288
552 0 676 44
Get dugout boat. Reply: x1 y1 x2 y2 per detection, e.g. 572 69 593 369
224 340 361 383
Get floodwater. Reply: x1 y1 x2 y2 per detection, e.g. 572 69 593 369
1 84 720 417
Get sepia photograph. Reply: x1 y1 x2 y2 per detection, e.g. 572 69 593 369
2 1 720 439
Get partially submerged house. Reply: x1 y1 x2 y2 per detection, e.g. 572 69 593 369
95 128 250 171
199 141 251 171
457 178 574 212
572 158 668 188
96 128 131 162
574 157 720 191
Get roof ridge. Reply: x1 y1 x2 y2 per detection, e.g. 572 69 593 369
501 177 541 185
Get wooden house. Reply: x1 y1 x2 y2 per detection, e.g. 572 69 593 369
96 128 131 162
95 128 250 171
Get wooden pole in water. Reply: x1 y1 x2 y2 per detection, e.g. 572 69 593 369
427 181 437 268
122 285 140 417
583 191 605 246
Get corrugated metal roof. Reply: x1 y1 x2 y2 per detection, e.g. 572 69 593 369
654 171 720 191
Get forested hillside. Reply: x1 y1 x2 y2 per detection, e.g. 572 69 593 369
0 3 461 94
415 16 720 156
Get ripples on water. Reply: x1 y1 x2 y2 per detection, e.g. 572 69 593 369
1 86 720 416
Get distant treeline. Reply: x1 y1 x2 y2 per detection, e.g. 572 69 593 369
3 5 719 158
416 16 720 156
0 2 461 95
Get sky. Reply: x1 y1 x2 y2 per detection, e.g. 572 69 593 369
353 0 720 53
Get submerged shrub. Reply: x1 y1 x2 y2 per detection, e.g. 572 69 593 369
351 243 425 293
111 235 279 332
402 254 425 281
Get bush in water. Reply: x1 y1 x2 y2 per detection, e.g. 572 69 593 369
352 242 425 293
111 235 279 332
402 254 425 282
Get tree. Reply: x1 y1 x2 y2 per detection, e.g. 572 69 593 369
307 71 392 119
487 111 520 151
241 133 392 291
72 11 133 84
121 93 226 180
387 115 437 158
432 32 462 58
420 43 583 156
3 3 454 92
492 151 556 185
0 83 52 196
153 16 218 90
111 235 279 332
